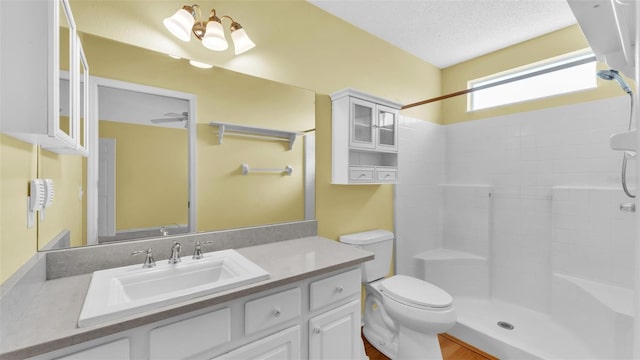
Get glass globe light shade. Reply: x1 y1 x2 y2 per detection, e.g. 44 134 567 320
231 27 255 55
163 8 195 42
202 20 228 51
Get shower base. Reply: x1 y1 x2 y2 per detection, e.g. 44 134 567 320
448 297 596 359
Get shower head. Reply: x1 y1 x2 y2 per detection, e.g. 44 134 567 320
597 69 633 94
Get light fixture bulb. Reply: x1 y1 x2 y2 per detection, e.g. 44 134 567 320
163 7 195 42
230 24 255 55
202 19 228 51
189 60 213 69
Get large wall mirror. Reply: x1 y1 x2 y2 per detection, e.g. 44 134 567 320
36 30 316 250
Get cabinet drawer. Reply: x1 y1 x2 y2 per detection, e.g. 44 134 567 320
54 339 130 360
211 326 301 360
245 288 301 335
150 308 230 359
376 168 397 183
349 167 374 182
310 269 361 311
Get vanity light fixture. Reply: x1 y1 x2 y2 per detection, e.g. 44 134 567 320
163 4 255 55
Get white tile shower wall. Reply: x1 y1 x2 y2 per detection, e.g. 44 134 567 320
491 195 552 313
441 185 491 258
446 96 634 196
552 187 636 288
395 116 445 277
443 95 636 312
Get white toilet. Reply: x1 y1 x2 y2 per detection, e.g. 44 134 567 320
340 230 456 360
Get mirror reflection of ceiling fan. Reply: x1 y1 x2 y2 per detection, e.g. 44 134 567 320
150 112 189 128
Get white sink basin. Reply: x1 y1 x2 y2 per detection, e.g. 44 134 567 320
78 249 269 327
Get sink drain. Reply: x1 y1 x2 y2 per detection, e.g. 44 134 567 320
497 321 515 330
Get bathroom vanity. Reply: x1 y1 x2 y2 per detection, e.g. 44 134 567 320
0 235 372 360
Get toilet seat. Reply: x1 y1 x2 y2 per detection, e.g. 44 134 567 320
380 275 453 310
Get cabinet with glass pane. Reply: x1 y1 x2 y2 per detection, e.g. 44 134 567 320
331 89 401 184
0 0 88 156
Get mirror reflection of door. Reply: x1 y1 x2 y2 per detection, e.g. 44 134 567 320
98 138 116 237
97 86 189 243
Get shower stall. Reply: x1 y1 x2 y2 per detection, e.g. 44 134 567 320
394 1 639 358
397 95 635 358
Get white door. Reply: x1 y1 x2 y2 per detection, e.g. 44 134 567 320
309 300 361 360
98 138 116 236
211 326 300 360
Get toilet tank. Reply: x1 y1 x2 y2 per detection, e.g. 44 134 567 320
339 230 394 282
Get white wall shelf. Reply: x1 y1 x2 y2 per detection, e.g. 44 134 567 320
209 122 303 150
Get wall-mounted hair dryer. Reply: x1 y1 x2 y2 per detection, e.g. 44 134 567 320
597 69 633 94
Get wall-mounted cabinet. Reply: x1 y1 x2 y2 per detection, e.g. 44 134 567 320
0 0 89 156
331 89 401 184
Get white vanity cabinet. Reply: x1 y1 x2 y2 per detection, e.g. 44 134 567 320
331 89 401 184
0 0 89 155
32 268 362 360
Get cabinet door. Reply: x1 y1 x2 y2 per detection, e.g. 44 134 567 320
308 300 361 360
76 37 89 156
211 326 300 360
349 98 376 150
375 105 398 152
53 0 78 149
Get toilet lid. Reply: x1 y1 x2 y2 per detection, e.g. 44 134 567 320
380 275 453 309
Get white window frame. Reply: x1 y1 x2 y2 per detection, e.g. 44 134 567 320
468 50 597 111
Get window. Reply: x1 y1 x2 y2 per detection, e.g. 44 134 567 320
468 51 596 111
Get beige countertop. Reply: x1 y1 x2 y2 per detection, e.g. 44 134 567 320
0 236 373 359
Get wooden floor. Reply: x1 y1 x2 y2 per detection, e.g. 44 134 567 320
363 332 498 360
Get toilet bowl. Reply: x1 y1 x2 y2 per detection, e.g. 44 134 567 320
340 230 456 360
379 275 456 359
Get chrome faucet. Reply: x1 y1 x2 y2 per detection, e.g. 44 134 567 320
160 226 168 236
192 241 204 260
192 241 214 259
131 248 156 268
168 241 181 264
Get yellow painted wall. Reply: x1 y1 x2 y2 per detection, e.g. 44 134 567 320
441 25 635 124
70 0 441 124
0 135 38 283
98 121 188 230
37 149 85 249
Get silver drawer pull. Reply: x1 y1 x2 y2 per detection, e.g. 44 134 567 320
313 328 321 334
385 174 391 178
359 173 366 178
620 202 636 213
273 309 281 318
335 286 343 294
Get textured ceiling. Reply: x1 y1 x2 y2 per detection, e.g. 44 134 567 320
308 0 578 68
